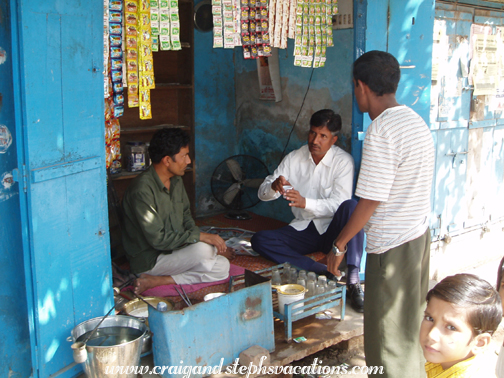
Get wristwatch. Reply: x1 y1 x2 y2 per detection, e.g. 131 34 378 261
332 243 347 256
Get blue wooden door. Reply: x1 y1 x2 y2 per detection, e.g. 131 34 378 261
387 0 438 232
12 1 113 377
431 3 504 239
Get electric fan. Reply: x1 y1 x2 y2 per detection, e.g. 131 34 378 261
211 155 269 220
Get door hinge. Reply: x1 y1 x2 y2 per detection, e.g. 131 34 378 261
12 165 28 193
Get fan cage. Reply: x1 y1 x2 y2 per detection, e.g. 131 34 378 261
211 155 269 211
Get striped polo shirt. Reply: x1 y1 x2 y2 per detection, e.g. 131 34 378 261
355 105 435 254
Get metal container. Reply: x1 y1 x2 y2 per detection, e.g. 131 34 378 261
122 297 174 326
122 297 173 355
70 315 148 378
276 284 307 315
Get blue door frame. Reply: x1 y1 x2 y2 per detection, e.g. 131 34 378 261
0 1 33 376
3 1 114 377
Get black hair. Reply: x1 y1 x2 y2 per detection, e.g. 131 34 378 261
497 256 504 292
426 273 502 336
148 128 190 164
353 50 401 96
309 109 342 136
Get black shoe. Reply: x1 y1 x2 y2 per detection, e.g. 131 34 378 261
347 282 364 313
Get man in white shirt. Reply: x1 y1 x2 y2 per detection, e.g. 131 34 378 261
251 109 364 312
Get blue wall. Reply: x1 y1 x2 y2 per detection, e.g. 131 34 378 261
194 28 355 220
233 29 355 222
194 7 237 215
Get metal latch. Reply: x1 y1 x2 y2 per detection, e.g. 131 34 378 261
12 165 28 193
445 151 468 168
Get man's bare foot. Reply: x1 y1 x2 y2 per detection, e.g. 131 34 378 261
134 274 175 295
218 247 236 261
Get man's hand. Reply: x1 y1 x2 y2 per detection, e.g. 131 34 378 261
283 188 306 209
271 176 291 194
200 232 227 254
326 248 344 278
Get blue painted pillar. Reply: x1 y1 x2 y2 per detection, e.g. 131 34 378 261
0 1 32 376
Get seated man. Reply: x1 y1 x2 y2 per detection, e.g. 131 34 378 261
251 109 364 312
122 128 231 294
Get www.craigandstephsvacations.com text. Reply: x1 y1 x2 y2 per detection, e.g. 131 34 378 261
104 357 384 377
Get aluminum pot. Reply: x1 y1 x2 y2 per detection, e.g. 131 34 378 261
122 297 173 355
122 296 174 326
70 315 148 378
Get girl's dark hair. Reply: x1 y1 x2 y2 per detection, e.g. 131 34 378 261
148 128 190 164
309 109 342 136
353 50 401 96
497 256 504 292
427 273 502 336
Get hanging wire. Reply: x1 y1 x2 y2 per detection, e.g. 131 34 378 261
278 67 315 165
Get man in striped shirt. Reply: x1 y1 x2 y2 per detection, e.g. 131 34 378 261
328 51 435 378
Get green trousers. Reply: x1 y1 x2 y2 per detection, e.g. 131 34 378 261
364 228 431 378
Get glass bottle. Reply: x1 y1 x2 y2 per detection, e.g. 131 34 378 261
282 262 291 284
307 271 317 282
289 267 298 284
306 279 315 298
296 277 306 289
298 270 307 280
327 280 337 291
317 275 328 290
315 283 325 295
271 267 281 286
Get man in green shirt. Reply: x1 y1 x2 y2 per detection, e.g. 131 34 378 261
122 128 231 294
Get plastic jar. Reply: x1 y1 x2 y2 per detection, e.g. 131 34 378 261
125 141 148 172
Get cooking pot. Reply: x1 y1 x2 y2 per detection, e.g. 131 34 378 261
122 296 173 355
69 315 148 378
122 296 174 326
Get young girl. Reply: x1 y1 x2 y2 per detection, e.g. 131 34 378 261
496 256 504 378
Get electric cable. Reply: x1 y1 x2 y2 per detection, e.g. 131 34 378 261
278 67 315 165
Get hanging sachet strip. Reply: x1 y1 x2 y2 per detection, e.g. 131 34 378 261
125 0 140 107
138 0 155 119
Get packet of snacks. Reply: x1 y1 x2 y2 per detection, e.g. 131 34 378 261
159 0 171 50
126 0 140 107
170 0 182 50
138 0 154 119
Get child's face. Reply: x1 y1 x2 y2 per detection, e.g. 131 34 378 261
419 297 478 370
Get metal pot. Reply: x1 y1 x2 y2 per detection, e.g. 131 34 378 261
69 315 148 378
122 296 174 326
122 297 173 355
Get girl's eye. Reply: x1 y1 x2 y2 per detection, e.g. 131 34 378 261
424 315 433 322
447 325 457 331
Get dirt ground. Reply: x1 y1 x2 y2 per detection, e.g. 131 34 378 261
290 335 367 378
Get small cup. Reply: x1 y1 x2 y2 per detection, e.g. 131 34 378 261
71 342 87 364
282 185 293 199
